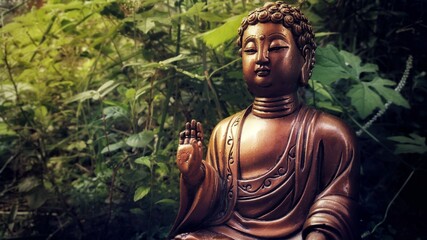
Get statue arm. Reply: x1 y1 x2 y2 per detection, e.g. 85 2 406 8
170 121 227 237
303 115 360 240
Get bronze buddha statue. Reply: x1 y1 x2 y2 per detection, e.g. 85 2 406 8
170 2 359 239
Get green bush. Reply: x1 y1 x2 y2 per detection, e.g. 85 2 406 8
1 0 425 239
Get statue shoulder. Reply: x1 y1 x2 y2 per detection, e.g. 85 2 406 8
210 110 246 138
314 110 357 146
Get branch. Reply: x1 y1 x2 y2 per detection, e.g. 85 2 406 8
361 169 415 238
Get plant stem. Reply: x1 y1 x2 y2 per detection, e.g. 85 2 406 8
361 169 415 238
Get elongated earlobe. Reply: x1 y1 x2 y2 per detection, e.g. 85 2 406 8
300 46 313 86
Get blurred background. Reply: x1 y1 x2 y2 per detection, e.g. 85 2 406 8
0 0 426 239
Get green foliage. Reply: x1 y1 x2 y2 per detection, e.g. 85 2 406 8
388 134 427 155
0 0 425 239
311 45 409 119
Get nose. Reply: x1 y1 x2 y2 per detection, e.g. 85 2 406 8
256 45 269 65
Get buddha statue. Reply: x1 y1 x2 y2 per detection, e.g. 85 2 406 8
170 2 359 239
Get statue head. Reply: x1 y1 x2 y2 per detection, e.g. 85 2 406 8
237 1 316 89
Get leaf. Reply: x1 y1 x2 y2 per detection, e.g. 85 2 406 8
388 134 427 154
135 156 152 170
369 77 410 108
178 2 224 22
311 45 353 85
315 101 343 113
34 105 48 123
66 141 87 151
340 50 378 80
97 80 116 93
315 32 339 37
134 186 150 202
0 122 17 136
18 176 41 192
126 131 155 148
25 185 49 209
101 141 127 154
98 81 120 99
64 90 97 104
155 198 177 205
159 54 187 65
102 106 128 120
347 77 409 119
125 88 136 100
201 13 246 48
347 82 384 119
309 79 333 101
136 18 156 33
185 2 206 15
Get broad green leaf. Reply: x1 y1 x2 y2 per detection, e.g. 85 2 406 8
101 141 127 154
369 77 409 108
347 82 384 119
102 106 128 120
311 45 353 85
136 18 156 33
134 186 150 202
126 131 155 148
347 77 409 118
340 50 378 80
135 156 152 170
201 14 246 48
309 79 333 101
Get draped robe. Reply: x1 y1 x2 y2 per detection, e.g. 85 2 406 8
170 105 359 239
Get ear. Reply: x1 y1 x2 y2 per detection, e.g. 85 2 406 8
300 46 313 86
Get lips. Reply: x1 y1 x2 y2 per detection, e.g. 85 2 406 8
255 66 271 77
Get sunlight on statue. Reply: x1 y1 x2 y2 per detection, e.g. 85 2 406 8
170 2 359 239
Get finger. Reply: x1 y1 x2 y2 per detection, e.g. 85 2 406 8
179 131 185 144
197 122 204 141
190 120 197 138
185 122 191 135
184 122 191 144
191 129 196 139
197 141 203 159
184 129 190 144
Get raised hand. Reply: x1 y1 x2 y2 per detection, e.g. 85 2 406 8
176 119 204 186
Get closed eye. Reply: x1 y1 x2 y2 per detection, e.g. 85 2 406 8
243 48 257 54
269 46 288 52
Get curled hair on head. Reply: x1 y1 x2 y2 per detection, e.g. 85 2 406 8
237 1 316 79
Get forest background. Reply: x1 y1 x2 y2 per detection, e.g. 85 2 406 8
0 0 426 239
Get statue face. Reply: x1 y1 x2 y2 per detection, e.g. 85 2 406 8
241 22 304 97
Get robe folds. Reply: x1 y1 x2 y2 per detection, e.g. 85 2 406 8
170 105 359 240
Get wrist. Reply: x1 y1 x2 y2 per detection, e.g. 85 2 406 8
183 163 205 186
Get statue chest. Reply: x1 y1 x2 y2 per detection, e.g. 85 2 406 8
239 115 294 179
